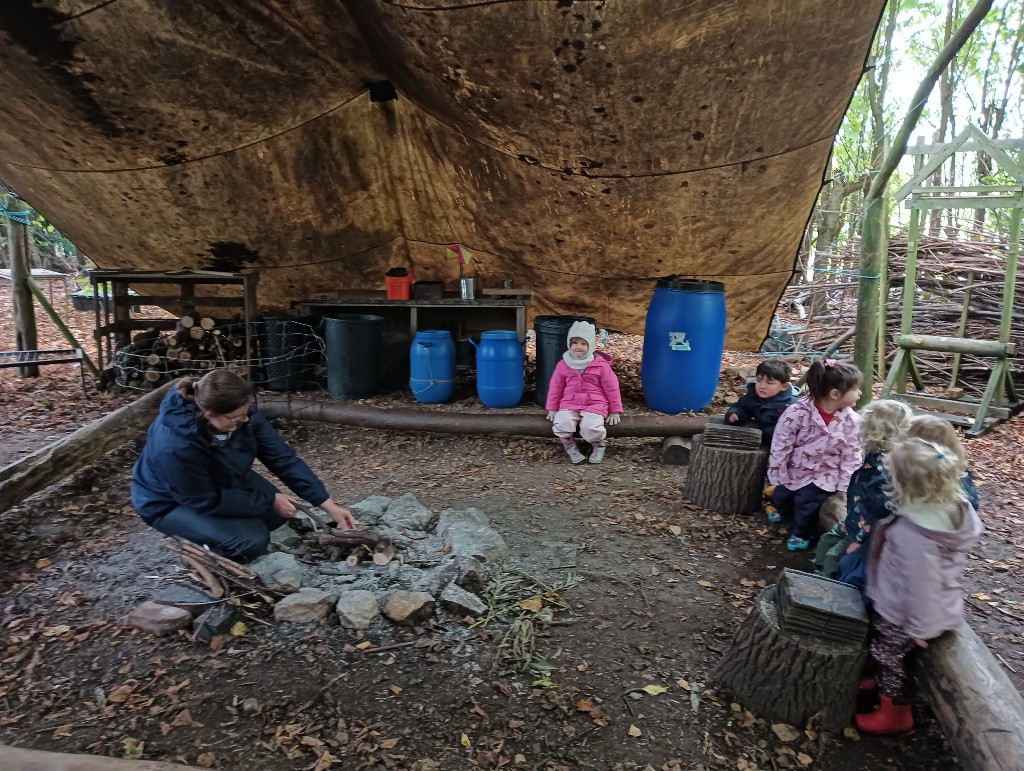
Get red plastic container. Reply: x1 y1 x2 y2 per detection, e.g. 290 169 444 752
385 269 413 300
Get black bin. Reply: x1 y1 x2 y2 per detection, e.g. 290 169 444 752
259 316 321 391
533 314 597 407
323 314 383 399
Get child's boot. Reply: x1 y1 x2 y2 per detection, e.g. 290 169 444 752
560 438 585 464
855 695 913 735
588 442 606 464
766 504 782 524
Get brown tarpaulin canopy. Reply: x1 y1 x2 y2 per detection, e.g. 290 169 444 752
0 0 883 349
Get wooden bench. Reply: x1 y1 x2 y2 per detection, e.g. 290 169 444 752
0 348 86 390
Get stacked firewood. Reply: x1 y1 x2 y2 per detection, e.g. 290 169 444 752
107 313 250 389
778 234 1023 394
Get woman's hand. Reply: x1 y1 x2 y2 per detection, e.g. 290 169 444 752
274 493 298 518
320 498 356 530
846 541 861 554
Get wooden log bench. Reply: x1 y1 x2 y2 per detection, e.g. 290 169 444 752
0 348 86 390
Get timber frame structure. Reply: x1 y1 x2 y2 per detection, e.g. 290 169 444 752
881 125 1024 436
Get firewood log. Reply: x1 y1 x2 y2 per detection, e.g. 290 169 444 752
200 317 216 331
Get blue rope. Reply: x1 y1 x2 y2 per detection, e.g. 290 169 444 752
0 204 32 225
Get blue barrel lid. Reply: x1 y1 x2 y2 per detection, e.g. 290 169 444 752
656 276 725 292
480 330 519 339
415 329 452 338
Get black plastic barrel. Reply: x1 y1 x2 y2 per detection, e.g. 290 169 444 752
323 314 384 399
533 314 597 407
259 315 320 391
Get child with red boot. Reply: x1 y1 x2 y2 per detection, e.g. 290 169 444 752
857 436 983 734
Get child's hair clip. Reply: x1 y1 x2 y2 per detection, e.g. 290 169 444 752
823 358 837 368
937 450 946 459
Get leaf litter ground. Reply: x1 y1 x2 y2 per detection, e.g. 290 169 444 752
2 286 1023 770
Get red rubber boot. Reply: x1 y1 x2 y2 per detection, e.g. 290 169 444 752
856 695 914 734
858 678 877 692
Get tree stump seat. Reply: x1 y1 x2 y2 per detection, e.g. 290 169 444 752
683 418 768 514
711 582 867 731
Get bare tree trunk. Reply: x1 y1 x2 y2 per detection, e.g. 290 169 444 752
4 197 38 377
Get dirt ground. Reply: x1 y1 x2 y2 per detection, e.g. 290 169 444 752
2 286 1023 770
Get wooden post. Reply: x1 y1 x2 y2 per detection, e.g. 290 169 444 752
4 197 39 377
853 195 884 404
948 271 974 389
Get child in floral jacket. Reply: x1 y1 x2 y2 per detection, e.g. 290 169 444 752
768 359 863 551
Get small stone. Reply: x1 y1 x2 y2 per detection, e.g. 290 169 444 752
336 590 380 630
348 495 392 525
382 590 435 625
192 604 240 644
241 698 261 716
150 585 219 614
268 525 303 552
437 508 508 564
455 556 488 590
127 601 192 637
382 493 432 531
249 552 305 593
440 583 487 617
274 588 338 622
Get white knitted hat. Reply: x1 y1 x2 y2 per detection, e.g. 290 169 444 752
566 320 596 351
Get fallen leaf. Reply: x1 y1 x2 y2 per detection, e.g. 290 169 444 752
51 724 73 739
772 723 800 742
196 752 217 768
42 625 71 637
460 732 472 748
388 684 403 694
122 737 144 760
676 678 691 690
230 621 248 636
379 738 399 749
797 752 814 766
515 755 527 764
628 724 642 737
843 726 860 740
669 525 682 536
108 684 136 703
641 684 667 696
519 597 543 614
35 558 51 569
355 641 373 650
697 580 713 588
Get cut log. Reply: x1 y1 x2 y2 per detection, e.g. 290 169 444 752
683 434 768 514
200 317 216 331
179 315 195 328
661 436 692 465
913 623 1024 771
189 326 206 340
303 530 389 549
258 396 707 438
0 380 176 514
144 368 163 382
711 586 866 731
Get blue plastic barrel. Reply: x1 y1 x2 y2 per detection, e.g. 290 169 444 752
410 330 456 404
641 278 726 413
473 330 524 408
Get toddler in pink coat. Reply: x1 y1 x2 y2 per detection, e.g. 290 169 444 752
545 321 624 464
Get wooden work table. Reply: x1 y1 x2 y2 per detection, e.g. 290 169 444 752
297 290 532 341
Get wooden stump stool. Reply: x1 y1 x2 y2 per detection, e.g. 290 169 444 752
683 418 767 514
711 584 867 731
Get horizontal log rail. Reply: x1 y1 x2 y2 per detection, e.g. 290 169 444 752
257 395 708 438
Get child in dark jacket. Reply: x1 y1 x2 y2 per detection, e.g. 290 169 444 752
725 359 798 444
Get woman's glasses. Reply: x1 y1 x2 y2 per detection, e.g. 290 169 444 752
220 407 252 426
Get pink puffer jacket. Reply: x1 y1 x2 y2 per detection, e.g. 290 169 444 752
545 352 623 417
